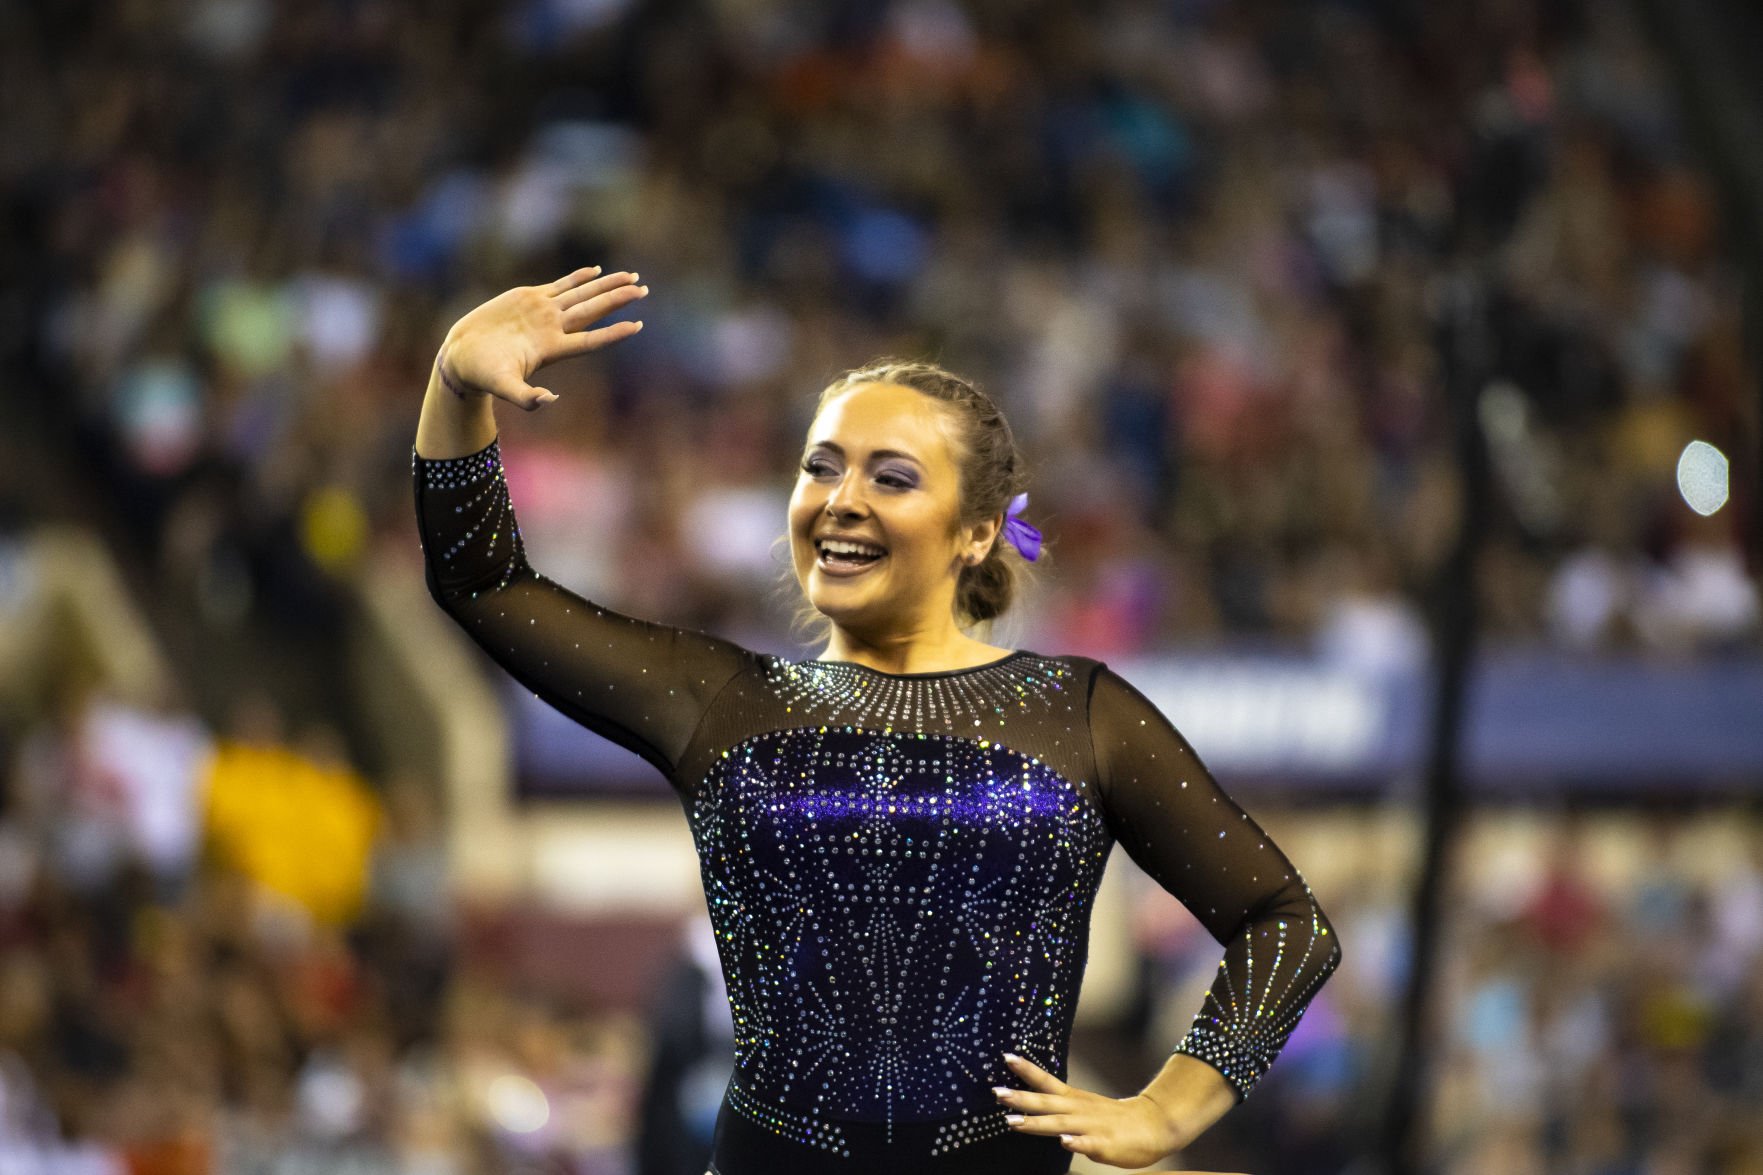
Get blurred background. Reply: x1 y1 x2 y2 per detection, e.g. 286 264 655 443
2 0 1761 1172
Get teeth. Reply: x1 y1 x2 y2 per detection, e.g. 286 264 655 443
820 539 885 558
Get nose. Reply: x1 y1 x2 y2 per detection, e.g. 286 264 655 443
825 468 870 519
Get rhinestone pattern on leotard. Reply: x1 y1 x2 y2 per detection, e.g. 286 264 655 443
411 439 522 595
1163 895 1338 1096
684 656 1110 1150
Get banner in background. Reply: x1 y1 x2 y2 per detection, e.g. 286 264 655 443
508 647 1763 796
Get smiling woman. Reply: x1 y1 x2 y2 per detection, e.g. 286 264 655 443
412 270 1341 1175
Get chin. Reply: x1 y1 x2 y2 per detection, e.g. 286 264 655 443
807 581 863 611
807 578 885 621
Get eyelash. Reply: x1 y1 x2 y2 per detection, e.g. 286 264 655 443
801 459 912 489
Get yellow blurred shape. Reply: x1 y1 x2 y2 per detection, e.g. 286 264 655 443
203 741 380 925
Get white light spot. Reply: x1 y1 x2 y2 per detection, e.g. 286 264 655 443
1677 440 1729 516
487 1074 549 1134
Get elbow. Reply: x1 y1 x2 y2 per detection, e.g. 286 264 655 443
420 558 494 627
421 559 460 615
419 547 526 615
426 560 457 604
1230 882 1343 983
1259 878 1343 978
1312 897 1343 978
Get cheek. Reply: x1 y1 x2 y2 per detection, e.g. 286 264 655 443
786 495 818 558
786 489 812 532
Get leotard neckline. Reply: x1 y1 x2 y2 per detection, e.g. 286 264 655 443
802 650 1030 679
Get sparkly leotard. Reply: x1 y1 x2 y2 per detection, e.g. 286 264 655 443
414 438 1342 1175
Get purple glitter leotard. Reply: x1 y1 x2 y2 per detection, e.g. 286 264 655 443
413 438 1342 1175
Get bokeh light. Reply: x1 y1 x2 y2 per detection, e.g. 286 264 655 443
1676 439 1730 516
486 1074 550 1134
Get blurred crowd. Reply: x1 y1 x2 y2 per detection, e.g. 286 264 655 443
0 670 667 1174
0 676 464 1173
1160 811 1763 1174
4 0 1757 665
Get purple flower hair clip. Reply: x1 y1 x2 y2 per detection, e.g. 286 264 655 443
1003 492 1041 561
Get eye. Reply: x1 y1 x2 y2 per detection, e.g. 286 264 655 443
800 458 913 489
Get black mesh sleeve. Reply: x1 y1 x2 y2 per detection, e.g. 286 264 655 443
1087 663 1342 1103
411 437 755 780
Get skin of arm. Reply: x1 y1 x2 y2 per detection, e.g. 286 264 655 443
414 346 496 460
1135 1052 1241 1154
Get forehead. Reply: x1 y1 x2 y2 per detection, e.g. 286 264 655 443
807 382 958 465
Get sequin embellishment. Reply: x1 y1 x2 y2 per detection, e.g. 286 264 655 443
414 440 522 594
690 676 1110 1151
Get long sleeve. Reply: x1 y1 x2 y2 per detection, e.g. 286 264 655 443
411 437 756 780
1087 663 1341 1103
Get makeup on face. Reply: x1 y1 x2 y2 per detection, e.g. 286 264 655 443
800 440 916 567
790 383 968 598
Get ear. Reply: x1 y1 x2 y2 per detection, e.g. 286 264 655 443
965 510 1005 564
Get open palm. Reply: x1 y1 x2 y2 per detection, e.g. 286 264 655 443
436 266 648 411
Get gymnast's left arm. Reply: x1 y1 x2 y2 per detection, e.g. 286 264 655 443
1086 662 1343 1140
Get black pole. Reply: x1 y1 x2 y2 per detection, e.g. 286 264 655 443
1373 269 1497 1175
1371 1 1763 1168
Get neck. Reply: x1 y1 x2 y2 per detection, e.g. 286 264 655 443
818 629 1010 675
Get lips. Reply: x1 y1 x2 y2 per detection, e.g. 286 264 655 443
816 536 886 555
814 537 888 576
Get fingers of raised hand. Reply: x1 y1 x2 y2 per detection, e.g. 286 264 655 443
544 265 603 295
559 280 647 330
554 269 643 312
555 318 644 359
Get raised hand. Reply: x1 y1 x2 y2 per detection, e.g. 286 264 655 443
436 266 648 411
995 1053 1250 1173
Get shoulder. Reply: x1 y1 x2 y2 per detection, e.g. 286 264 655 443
1066 656 1192 742
996 651 1109 709
1026 651 1108 682
1030 652 1118 703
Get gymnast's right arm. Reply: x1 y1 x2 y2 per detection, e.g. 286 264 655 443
412 268 753 779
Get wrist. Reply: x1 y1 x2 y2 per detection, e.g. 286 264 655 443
1128 1091 1190 1155
433 342 486 402
1135 1052 1239 1155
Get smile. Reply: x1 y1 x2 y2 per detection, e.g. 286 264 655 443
815 539 888 576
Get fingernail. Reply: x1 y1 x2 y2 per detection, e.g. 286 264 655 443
588 265 602 272
1003 1053 1022 1065
991 1086 1012 1099
1060 1134 1073 1144
541 394 559 404
1004 1114 1023 1126
630 272 639 282
638 285 649 293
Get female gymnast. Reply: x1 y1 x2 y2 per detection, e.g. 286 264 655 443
412 267 1341 1174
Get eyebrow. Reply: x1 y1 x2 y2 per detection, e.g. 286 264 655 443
804 441 923 467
